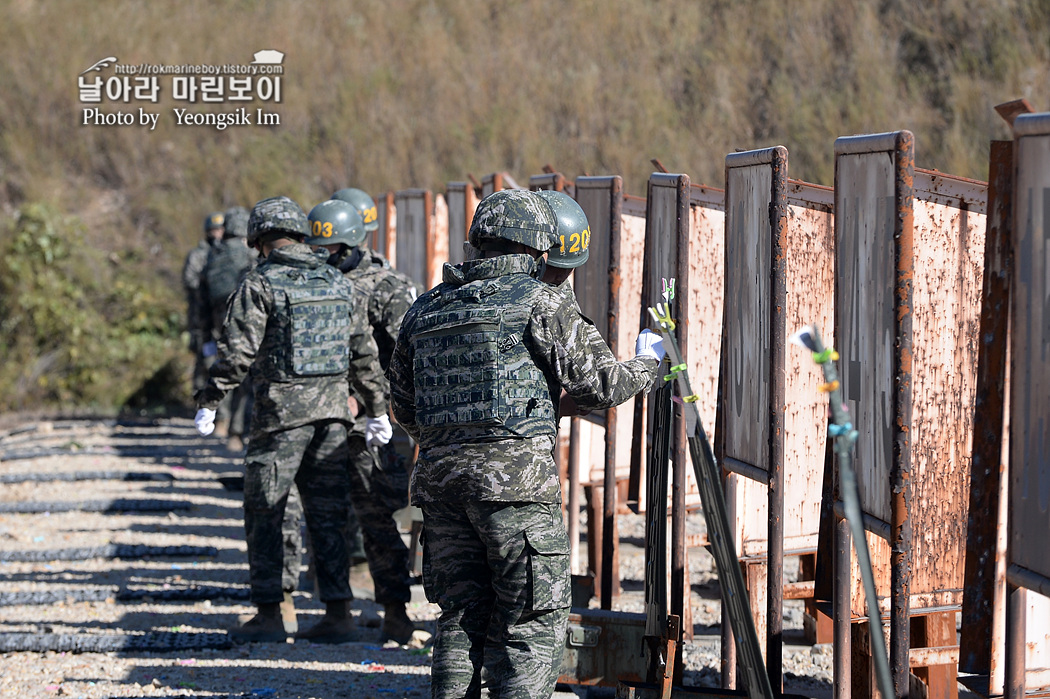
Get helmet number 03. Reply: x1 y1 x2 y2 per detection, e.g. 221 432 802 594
560 227 590 254
312 220 335 238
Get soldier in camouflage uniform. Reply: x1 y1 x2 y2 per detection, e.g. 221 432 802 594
387 189 667 698
199 206 256 450
308 194 418 644
194 196 389 644
182 211 224 392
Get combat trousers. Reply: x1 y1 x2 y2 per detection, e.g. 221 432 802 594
284 434 410 601
243 420 352 605
421 500 571 699
345 434 412 604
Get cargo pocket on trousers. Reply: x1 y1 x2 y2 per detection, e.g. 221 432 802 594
525 528 571 612
243 460 281 512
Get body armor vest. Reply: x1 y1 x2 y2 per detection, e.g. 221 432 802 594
411 275 556 444
258 262 351 378
205 240 255 305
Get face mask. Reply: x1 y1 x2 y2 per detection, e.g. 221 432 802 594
339 246 367 272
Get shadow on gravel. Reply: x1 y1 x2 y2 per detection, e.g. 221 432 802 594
14 608 241 634
784 674 833 699
0 561 249 588
690 579 722 601
92 658 432 699
124 521 248 539
620 578 643 592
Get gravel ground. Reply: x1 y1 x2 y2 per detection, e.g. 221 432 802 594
0 417 835 699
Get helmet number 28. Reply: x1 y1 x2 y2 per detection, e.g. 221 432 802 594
560 227 590 254
312 220 335 238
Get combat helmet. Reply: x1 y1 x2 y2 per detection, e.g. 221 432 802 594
203 211 225 234
305 199 367 248
246 196 309 247
223 206 250 239
331 188 379 234
467 189 558 253
535 190 590 268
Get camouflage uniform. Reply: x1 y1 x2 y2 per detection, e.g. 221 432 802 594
196 242 388 605
200 236 257 439
336 246 417 606
286 246 418 601
388 253 658 698
182 240 214 391
338 247 417 371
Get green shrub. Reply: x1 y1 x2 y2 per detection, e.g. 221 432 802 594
0 204 184 412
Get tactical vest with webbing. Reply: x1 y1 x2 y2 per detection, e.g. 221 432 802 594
205 240 255 305
410 274 556 445
256 261 352 379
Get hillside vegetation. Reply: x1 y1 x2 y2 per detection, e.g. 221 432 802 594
0 0 1047 413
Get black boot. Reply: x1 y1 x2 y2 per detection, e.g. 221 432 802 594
228 602 287 643
294 600 358 644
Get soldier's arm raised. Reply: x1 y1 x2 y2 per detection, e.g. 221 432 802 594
529 290 659 412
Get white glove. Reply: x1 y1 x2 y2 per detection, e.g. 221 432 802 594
202 341 218 358
194 408 216 436
365 414 393 447
635 329 666 363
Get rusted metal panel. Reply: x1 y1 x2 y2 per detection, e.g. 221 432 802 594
841 165 986 619
430 193 448 291
682 182 724 648
394 189 432 289
611 198 648 504
835 131 990 698
723 147 783 685
641 172 692 632
529 172 567 193
1006 114 1050 699
1009 113 1050 588
907 166 985 610
834 140 898 527
574 177 618 342
642 174 689 469
620 196 649 363
583 197 646 494
574 177 627 592
723 149 834 691
834 130 917 696
782 182 835 550
445 182 472 266
653 182 725 537
684 184 725 455
960 139 1013 679
723 153 774 474
481 171 505 198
